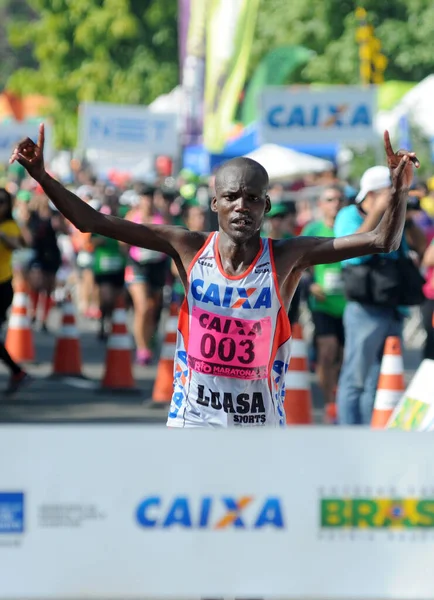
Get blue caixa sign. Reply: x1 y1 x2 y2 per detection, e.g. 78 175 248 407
0 492 24 534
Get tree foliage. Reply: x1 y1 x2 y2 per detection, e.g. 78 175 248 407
251 0 434 84
7 0 178 147
6 0 434 149
0 0 37 90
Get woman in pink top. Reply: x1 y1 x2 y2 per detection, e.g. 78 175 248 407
124 185 169 365
422 239 434 359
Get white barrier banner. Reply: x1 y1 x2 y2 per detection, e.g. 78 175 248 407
1 426 434 599
79 101 178 155
259 86 377 145
0 121 53 163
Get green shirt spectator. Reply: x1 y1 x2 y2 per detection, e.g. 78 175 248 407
302 219 346 318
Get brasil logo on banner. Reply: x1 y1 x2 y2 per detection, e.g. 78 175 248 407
203 0 260 153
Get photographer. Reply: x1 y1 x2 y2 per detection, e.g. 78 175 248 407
335 166 426 425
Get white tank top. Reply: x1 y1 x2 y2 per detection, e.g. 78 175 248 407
167 232 292 428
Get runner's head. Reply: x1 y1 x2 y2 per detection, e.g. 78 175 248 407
211 158 270 241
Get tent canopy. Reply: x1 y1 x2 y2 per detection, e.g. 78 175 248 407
244 144 334 183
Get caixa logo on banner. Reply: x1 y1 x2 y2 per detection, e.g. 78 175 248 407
135 496 284 529
266 103 371 129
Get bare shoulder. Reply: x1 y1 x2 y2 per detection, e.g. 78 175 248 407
169 228 210 261
270 237 305 274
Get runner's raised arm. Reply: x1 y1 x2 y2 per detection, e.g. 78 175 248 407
273 131 420 272
9 124 206 263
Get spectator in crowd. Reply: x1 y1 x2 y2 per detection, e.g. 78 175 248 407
153 187 177 224
21 194 64 332
0 188 30 393
335 166 426 425
124 184 169 365
302 185 346 421
406 186 434 244
422 239 434 360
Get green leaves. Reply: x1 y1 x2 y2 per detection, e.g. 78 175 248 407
251 0 434 85
6 0 178 148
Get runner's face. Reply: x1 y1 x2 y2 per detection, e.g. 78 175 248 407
212 167 270 241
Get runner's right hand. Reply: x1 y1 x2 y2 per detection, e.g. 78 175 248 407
9 123 46 182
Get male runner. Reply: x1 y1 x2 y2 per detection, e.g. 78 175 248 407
10 126 419 427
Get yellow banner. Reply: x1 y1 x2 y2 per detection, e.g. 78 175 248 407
204 0 260 153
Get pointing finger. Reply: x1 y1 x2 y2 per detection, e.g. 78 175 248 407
384 130 394 157
38 123 45 152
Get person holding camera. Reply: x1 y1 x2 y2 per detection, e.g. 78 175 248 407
335 165 426 425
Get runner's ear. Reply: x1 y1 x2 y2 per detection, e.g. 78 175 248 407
265 195 271 214
211 196 218 213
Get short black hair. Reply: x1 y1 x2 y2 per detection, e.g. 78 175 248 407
214 157 269 193
0 188 13 221
137 183 155 197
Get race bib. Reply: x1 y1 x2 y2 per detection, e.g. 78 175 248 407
188 307 272 380
323 270 344 294
76 251 94 269
99 255 124 273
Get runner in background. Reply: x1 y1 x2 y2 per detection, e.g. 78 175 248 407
21 194 64 332
91 231 126 341
301 185 346 422
124 184 169 365
0 188 30 394
171 201 208 304
10 126 419 428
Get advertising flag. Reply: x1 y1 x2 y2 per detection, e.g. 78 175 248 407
179 0 211 145
204 0 260 153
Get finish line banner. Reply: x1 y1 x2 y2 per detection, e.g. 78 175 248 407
1 426 434 599
78 101 178 155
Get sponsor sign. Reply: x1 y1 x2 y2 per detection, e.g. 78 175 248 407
78 102 178 155
0 427 434 598
259 86 377 145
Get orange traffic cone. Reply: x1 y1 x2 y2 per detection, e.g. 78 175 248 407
284 322 313 424
371 336 405 428
51 294 84 378
5 281 35 363
152 302 178 404
101 297 138 393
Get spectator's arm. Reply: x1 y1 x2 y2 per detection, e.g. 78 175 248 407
422 242 434 268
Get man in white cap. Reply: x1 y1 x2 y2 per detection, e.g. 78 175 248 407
334 165 420 425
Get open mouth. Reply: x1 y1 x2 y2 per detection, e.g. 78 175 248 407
231 218 253 228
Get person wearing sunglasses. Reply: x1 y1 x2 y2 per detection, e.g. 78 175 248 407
0 188 31 394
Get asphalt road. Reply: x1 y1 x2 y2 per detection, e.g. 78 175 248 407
0 306 423 424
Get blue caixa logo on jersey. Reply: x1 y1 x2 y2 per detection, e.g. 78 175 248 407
0 492 24 534
136 496 284 529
